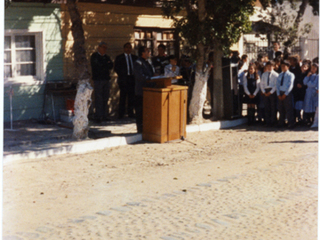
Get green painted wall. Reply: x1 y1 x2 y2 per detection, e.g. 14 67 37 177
4 3 66 122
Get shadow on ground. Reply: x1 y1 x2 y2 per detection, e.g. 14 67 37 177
3 118 139 155
232 122 318 133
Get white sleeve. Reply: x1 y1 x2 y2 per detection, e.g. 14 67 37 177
175 66 180 76
303 75 309 85
164 65 171 77
243 74 251 95
270 72 278 94
253 77 260 96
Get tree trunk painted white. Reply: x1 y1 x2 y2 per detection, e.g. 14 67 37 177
72 80 93 140
67 0 92 140
188 0 207 125
189 70 210 124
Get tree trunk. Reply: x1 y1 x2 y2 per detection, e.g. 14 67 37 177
188 0 208 124
212 41 224 120
294 0 309 30
286 0 309 46
66 0 93 140
72 80 93 139
189 67 210 124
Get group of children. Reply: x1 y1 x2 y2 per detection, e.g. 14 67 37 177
149 43 319 129
238 53 319 128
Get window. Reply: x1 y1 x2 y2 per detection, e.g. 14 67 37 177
4 30 44 83
134 28 178 57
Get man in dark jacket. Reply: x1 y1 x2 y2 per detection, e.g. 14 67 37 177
114 43 138 119
90 41 113 122
133 46 155 133
152 44 169 75
268 41 282 61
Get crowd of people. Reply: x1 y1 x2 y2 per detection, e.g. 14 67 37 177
90 42 195 131
90 41 318 132
237 41 319 129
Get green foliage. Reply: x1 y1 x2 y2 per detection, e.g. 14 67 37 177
162 0 259 54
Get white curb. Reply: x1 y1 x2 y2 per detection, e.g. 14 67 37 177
3 118 246 163
186 118 247 133
3 134 142 164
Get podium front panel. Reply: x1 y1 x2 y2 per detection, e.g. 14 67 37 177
143 90 169 143
143 86 188 143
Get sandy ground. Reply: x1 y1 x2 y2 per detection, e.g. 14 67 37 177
3 126 318 240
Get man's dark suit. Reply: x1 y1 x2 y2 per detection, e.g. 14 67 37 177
133 57 155 133
114 53 138 118
268 50 282 61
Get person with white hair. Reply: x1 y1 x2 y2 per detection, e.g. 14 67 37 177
90 41 113 123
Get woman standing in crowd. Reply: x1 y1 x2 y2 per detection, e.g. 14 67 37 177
289 55 304 124
255 61 266 123
294 62 310 123
303 63 319 126
243 63 260 125
311 81 318 128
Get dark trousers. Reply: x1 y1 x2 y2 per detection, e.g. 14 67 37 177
94 80 110 119
118 77 135 118
278 92 294 126
305 112 315 124
239 85 244 116
264 92 277 125
135 95 143 133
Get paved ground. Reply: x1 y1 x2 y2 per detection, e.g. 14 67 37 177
3 124 318 240
3 118 137 156
3 118 246 162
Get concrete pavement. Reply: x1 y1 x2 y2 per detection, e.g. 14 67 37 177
3 118 247 163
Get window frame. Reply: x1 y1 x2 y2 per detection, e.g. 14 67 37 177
133 27 179 57
4 29 45 85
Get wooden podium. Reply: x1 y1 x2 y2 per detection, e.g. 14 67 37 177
142 77 188 143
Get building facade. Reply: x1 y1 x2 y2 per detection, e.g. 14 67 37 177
4 1 177 121
5 2 64 122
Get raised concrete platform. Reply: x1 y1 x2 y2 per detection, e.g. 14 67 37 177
3 118 247 163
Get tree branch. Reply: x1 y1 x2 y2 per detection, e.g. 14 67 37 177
294 0 309 29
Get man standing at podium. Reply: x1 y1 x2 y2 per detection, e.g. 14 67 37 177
133 46 155 133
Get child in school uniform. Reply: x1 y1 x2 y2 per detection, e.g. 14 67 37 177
294 62 309 124
260 61 279 126
276 60 295 128
303 63 319 126
243 63 260 125
290 56 305 124
311 85 318 128
255 61 265 124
